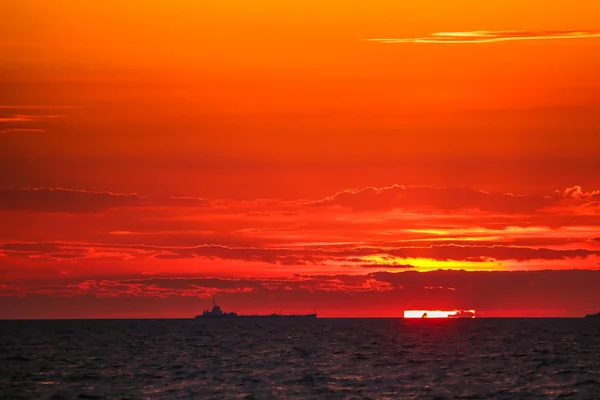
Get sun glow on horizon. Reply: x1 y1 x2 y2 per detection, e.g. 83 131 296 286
404 310 476 318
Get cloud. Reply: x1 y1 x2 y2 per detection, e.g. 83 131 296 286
0 114 65 123
0 109 68 136
558 185 600 201
1 242 64 253
311 184 600 214
311 184 554 213
0 116 32 123
2 270 600 318
386 245 600 262
366 30 600 44
359 263 415 269
2 240 600 265
3 184 597 216
0 188 148 213
2 184 600 273
0 188 210 213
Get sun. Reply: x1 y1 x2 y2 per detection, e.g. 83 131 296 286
404 310 476 318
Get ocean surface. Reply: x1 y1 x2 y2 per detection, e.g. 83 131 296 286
1 318 600 399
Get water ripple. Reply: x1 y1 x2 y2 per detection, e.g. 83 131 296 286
1 318 600 399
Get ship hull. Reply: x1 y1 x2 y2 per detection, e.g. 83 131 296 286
195 314 317 319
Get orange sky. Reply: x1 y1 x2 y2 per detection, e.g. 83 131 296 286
1 0 600 318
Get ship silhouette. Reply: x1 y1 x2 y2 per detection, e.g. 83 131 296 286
584 312 600 319
195 299 317 319
448 310 476 318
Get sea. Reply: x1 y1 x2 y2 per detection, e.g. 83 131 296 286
1 318 600 399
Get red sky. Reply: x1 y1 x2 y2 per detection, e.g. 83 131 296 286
2 0 600 318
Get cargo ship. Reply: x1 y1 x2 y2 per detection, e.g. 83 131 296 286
448 310 476 318
195 299 317 319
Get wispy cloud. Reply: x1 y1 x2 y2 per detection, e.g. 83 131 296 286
0 107 72 134
0 115 64 123
0 116 31 123
366 30 600 44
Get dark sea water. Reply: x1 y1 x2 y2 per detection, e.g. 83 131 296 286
1 318 600 399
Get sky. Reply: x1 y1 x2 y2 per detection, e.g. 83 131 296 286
1 0 600 318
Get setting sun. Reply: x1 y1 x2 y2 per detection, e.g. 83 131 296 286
404 310 476 319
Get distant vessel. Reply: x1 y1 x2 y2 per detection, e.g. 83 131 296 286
195 299 317 319
448 311 476 319
584 312 600 319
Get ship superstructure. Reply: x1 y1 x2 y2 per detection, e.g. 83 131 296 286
200 299 238 317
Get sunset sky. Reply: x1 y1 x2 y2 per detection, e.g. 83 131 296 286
2 0 600 318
